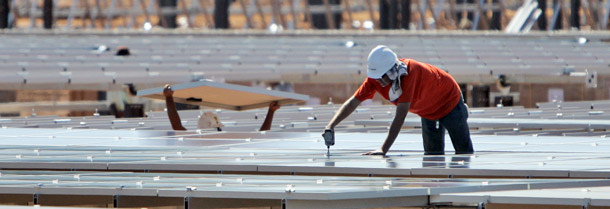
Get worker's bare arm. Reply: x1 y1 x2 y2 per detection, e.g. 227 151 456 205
259 101 280 131
325 96 362 130
164 84 187 131
363 102 410 156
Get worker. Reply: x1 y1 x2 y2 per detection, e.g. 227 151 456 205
323 45 474 156
163 84 280 131
108 83 146 118
495 74 511 95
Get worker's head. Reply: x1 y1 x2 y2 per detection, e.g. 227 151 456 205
116 46 131 56
123 83 137 96
367 45 398 79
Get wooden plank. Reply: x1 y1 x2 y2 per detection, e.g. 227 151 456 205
137 80 309 111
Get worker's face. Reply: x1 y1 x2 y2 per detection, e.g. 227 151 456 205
375 73 392 87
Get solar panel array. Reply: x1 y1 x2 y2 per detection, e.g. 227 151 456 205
1 170 608 208
4 101 610 136
1 121 610 208
0 32 608 90
1 31 610 208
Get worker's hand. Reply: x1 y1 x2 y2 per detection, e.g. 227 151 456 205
163 84 173 98
268 101 281 112
362 148 386 156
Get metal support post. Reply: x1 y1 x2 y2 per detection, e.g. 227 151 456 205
105 0 118 29
66 0 79 29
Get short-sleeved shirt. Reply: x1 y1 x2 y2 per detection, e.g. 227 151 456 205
353 58 461 120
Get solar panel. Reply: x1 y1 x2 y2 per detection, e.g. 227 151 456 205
432 186 610 207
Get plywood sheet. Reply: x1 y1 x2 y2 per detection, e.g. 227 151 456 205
137 80 309 111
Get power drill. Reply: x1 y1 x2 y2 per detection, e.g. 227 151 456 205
323 129 335 155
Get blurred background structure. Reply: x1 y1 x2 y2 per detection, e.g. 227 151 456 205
0 0 608 31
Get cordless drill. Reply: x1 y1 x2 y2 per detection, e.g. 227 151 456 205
323 129 335 155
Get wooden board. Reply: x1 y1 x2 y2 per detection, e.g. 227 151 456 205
137 80 309 111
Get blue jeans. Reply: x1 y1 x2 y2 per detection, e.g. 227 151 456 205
421 96 474 155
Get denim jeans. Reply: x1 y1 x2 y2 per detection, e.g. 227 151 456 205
421 96 474 155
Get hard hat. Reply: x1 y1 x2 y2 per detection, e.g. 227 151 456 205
197 112 224 129
367 45 398 79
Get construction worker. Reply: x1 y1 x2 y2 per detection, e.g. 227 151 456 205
163 84 280 131
323 45 474 156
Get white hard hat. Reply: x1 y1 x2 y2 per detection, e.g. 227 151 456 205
367 45 398 79
197 112 224 129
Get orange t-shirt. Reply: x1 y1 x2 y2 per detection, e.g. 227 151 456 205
353 58 461 120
